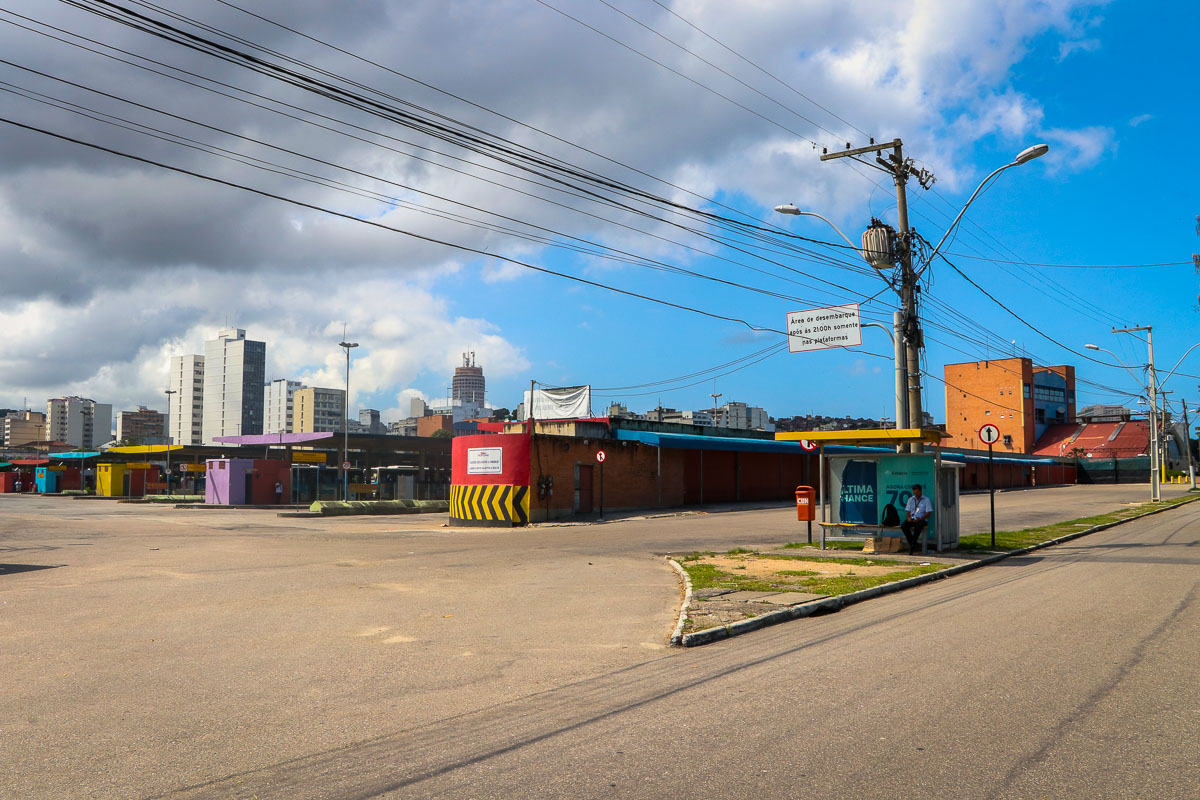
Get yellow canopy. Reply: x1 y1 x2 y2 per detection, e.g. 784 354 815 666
775 428 949 446
107 444 185 454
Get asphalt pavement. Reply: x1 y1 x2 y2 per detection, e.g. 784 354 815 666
1 484 1195 798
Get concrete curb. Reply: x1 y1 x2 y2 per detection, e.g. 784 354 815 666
675 495 1200 647
666 558 693 647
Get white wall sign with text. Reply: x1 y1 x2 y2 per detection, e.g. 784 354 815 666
466 447 503 475
786 303 863 353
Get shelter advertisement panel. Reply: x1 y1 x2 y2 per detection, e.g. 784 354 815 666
836 459 877 523
830 454 937 526
878 456 936 527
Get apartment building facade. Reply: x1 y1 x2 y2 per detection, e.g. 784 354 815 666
46 396 112 450
116 406 165 444
169 354 205 446
201 329 266 445
264 379 304 434
2 410 46 448
292 387 346 434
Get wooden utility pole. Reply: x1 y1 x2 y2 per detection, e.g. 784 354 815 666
821 139 934 452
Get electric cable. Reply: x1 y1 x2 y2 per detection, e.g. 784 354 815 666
0 113 903 357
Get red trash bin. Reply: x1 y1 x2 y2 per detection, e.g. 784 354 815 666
795 485 816 521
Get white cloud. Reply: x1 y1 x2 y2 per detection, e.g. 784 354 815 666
1039 126 1114 173
0 272 529 417
1057 38 1101 61
1129 113 1154 127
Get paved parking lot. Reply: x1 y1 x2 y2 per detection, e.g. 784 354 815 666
0 483 1188 797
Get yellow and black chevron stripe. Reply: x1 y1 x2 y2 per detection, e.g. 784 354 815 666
450 484 530 527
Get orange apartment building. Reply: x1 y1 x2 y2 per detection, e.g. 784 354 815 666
944 357 1076 453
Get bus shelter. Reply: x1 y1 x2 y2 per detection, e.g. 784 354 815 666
776 429 962 552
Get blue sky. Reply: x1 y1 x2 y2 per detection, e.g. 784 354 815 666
1 0 1196 425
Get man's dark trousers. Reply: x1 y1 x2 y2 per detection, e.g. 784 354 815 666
901 519 927 554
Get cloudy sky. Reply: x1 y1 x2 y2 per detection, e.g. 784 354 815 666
1 0 1196 426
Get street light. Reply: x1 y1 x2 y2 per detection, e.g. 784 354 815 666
775 143 1048 450
923 143 1049 273
339 338 359 500
164 388 176 495
772 205 866 258
1085 341 1159 501
773 207 907 445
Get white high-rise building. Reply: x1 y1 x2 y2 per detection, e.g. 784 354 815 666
201 328 267 445
169 354 205 445
264 379 304 434
713 401 773 432
46 396 112 450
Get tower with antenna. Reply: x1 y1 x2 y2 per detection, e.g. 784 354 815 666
452 351 486 408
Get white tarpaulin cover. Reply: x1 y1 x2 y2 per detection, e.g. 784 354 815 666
523 386 592 420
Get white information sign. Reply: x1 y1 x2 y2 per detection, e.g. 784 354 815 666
786 303 863 353
466 447 504 475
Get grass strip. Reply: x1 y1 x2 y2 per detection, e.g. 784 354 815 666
682 558 947 597
956 495 1196 551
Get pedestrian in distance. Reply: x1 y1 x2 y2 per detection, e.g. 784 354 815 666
901 483 933 555
274 480 283 504
15 477 22 493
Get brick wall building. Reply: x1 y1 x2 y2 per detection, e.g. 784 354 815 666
451 424 817 524
944 358 1075 454
417 414 453 438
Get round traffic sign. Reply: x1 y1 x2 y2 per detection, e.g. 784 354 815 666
341 460 351 471
595 450 606 463
799 439 818 452
978 424 1000 445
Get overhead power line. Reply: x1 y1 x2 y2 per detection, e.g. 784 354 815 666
941 253 1191 269
0 114 904 360
646 0 873 140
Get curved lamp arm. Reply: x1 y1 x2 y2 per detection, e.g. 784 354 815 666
1085 344 1147 387
1155 341 1200 393
919 143 1049 278
773 205 867 263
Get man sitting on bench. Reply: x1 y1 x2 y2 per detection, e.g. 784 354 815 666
901 483 932 555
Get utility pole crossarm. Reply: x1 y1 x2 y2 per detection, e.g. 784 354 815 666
819 139 902 161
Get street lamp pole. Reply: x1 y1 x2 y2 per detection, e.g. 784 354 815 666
338 338 359 500
781 141 1048 453
1092 329 1159 500
164 388 176 495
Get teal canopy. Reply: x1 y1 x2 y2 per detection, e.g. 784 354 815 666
49 451 101 459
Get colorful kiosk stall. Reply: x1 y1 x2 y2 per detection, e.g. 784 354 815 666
46 451 97 492
208 432 334 505
1 459 45 492
776 429 963 553
106 445 183 494
204 458 292 505
96 462 157 497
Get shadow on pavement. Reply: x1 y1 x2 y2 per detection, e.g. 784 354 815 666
0 563 62 575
